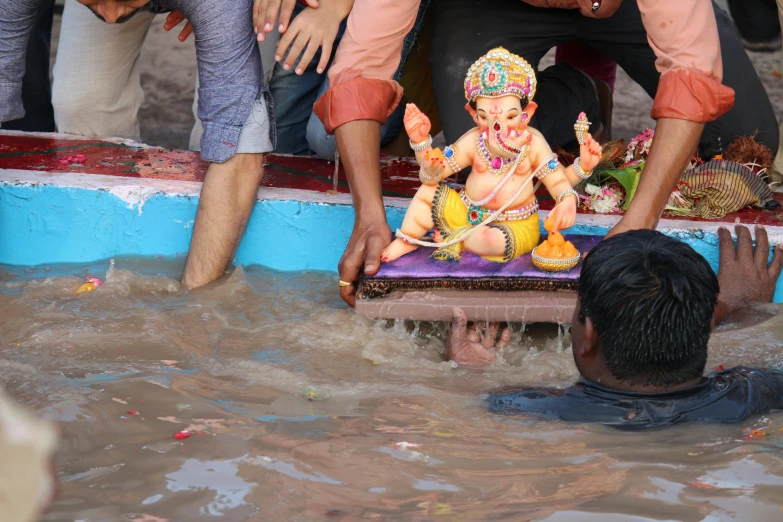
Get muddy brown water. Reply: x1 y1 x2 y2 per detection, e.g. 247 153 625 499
1 259 783 521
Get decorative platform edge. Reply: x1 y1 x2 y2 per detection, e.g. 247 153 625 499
354 289 578 322
356 275 578 300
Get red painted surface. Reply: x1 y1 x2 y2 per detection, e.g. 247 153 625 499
0 134 421 198
2 134 783 226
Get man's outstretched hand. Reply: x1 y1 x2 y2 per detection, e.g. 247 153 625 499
163 11 193 42
255 0 320 42
715 225 783 325
446 309 510 366
338 222 391 307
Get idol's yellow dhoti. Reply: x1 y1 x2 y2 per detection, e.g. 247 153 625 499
430 185 540 262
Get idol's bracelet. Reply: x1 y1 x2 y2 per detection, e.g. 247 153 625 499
557 189 580 205
410 134 433 152
419 165 438 184
573 157 593 180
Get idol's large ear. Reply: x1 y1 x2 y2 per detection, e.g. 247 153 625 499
524 101 538 120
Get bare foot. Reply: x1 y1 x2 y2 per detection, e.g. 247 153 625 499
380 238 419 262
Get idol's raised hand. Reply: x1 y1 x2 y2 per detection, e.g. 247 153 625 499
404 104 431 145
579 134 602 172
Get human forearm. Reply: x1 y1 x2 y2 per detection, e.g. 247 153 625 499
334 120 392 305
0 0 40 122
329 0 355 20
336 120 386 224
622 118 702 230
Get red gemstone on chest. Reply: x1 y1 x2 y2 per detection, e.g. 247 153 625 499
491 157 502 170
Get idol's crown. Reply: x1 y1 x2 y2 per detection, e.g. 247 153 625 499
464 47 537 103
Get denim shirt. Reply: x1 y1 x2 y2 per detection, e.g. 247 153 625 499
0 0 270 163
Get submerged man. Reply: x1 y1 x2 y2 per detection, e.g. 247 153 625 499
0 0 274 289
446 225 783 429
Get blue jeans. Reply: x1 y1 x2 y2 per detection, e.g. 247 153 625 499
270 1 430 158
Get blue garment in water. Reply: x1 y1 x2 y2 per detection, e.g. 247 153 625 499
488 367 783 430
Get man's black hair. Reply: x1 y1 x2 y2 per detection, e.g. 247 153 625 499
578 230 719 387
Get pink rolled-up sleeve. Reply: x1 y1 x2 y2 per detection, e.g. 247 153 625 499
639 0 735 122
313 0 419 134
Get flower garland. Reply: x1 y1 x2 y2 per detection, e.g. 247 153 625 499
579 183 624 213
621 128 655 167
573 130 775 216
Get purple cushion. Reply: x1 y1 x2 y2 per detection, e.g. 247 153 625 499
373 234 601 281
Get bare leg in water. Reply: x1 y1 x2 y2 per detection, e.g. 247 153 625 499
181 153 264 289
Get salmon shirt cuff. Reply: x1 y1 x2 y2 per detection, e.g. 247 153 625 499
314 72 404 135
651 69 735 123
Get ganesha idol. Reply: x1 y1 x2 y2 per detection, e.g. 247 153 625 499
380 47 603 264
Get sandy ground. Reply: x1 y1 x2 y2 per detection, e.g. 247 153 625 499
49 3 783 151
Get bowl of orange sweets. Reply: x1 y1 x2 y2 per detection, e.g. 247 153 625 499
532 219 581 272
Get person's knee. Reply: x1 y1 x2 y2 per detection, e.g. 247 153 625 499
305 115 338 159
231 153 265 184
52 79 140 137
205 153 265 205
756 112 781 156
50 83 94 131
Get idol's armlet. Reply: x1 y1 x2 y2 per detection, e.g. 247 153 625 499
417 131 474 183
440 130 476 179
